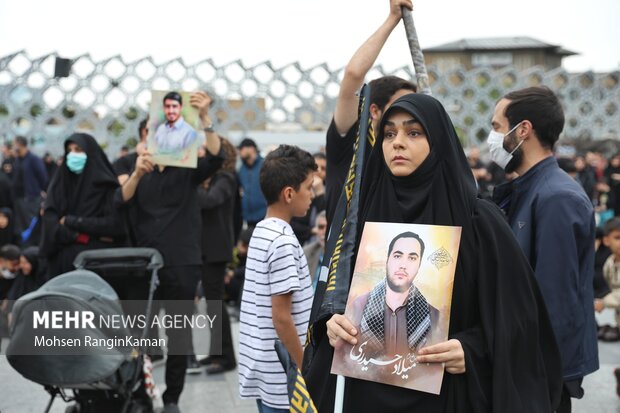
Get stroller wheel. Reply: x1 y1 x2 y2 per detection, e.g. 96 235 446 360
64 404 80 413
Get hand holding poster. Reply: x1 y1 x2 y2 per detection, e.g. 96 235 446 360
331 222 460 395
147 90 203 168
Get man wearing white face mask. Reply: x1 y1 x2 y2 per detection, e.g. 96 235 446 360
490 86 598 413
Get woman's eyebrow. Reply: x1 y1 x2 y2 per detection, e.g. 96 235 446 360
384 117 418 127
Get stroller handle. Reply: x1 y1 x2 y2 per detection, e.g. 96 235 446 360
73 248 164 271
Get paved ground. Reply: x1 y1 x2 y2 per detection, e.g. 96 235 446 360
1 309 619 413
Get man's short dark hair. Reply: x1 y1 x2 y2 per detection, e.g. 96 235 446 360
503 86 564 150
163 91 182 105
0 244 21 261
14 136 28 148
387 231 425 261
260 145 317 205
604 218 620 236
238 138 258 150
368 76 417 112
313 152 326 161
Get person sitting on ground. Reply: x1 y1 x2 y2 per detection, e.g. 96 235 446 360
0 244 20 340
595 218 620 342
6 246 46 323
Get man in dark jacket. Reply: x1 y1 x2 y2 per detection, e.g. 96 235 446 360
491 86 598 413
12 136 48 233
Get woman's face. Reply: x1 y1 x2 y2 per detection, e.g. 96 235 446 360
382 110 430 177
67 142 84 154
19 255 32 276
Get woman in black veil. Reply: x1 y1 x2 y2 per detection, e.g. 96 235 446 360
6 246 46 303
305 93 562 412
40 133 126 277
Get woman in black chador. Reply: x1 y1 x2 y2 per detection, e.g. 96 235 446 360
40 133 125 277
304 93 563 412
6 246 46 302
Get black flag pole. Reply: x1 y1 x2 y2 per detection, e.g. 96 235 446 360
306 83 373 333
302 83 373 413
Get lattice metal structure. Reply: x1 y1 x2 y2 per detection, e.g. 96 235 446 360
427 65 620 146
0 50 618 157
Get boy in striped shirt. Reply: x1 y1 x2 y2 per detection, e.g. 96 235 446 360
238 145 317 412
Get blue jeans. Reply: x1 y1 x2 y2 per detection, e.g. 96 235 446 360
256 399 288 413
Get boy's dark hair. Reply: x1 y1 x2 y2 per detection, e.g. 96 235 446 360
0 244 21 261
502 86 564 150
163 91 182 105
260 145 317 205
368 76 417 112
604 217 620 236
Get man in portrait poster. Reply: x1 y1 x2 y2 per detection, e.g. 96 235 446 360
349 231 439 359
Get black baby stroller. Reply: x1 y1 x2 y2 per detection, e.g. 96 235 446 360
6 248 163 413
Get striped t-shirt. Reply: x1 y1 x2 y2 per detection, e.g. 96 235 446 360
238 217 313 409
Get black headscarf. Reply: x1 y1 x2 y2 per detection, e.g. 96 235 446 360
359 94 477 228
0 207 17 247
40 133 119 258
46 133 119 217
7 246 46 303
305 94 562 412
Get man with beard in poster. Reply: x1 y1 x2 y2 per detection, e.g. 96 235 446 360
350 231 438 359
490 86 598 413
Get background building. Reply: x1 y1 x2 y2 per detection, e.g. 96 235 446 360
423 36 577 71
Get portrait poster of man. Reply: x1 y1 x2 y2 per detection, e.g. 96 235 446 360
147 90 201 168
331 222 461 394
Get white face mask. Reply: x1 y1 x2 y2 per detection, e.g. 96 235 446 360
487 122 524 170
1 268 16 279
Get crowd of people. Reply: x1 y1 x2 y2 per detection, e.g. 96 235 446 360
468 144 620 222
1 0 619 412
0 91 330 413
